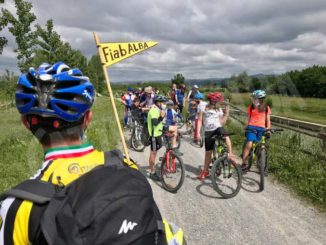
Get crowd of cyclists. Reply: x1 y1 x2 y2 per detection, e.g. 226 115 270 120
120 83 272 181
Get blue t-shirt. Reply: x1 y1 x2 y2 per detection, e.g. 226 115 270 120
176 89 184 104
165 108 177 126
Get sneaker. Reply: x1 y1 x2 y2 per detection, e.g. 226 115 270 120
197 170 210 180
173 148 183 156
149 172 161 181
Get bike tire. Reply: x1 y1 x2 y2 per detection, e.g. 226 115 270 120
258 148 266 191
211 158 242 198
131 127 146 152
160 154 185 193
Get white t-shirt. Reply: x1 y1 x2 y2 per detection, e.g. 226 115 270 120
197 101 208 113
203 107 224 132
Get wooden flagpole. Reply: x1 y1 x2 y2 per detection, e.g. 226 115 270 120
93 32 130 162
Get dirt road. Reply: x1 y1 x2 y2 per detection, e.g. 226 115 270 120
127 131 326 245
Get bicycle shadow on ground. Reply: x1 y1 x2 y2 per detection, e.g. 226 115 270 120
184 164 201 179
180 134 203 148
241 173 261 193
195 181 225 199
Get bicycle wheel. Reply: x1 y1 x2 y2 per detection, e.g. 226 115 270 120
160 154 185 193
211 157 242 198
258 148 266 191
131 126 146 152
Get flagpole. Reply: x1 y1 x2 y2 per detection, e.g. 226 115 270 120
93 32 130 162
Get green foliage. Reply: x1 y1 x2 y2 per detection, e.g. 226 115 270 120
171 73 185 86
1 0 37 71
268 132 326 207
0 5 8 54
32 20 87 72
0 69 17 102
226 66 326 99
85 54 105 94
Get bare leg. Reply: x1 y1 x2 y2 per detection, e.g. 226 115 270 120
225 136 233 155
203 151 212 172
149 150 157 173
242 141 253 165
169 125 178 148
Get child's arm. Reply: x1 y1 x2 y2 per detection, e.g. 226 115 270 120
220 104 229 125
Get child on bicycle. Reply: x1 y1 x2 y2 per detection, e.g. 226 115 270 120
241 90 271 170
197 92 234 180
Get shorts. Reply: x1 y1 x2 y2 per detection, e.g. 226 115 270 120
204 127 227 151
150 136 163 151
245 125 265 142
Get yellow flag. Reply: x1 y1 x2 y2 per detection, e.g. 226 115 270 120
98 41 158 67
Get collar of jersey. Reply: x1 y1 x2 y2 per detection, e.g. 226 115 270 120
44 143 94 161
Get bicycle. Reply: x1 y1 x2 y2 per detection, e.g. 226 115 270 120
130 110 147 152
210 133 242 198
242 128 283 191
159 131 185 193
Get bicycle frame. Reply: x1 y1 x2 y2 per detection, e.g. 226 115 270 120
163 133 176 173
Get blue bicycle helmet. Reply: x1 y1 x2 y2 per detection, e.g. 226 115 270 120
251 90 266 99
16 62 95 122
194 92 204 100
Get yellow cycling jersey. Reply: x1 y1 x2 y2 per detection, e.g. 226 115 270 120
0 143 137 245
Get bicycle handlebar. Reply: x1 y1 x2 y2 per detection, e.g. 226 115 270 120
245 128 284 135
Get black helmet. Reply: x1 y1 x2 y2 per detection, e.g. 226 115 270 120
154 95 168 103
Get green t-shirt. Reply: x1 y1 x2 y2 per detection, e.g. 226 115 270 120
147 106 163 137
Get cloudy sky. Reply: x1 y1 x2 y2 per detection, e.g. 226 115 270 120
1 0 326 82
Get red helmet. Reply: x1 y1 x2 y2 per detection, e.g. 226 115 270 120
207 92 224 103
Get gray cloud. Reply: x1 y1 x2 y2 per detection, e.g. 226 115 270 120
1 0 326 81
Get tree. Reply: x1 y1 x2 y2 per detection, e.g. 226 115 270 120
0 6 8 54
171 73 185 87
33 19 63 64
85 54 105 93
1 0 37 71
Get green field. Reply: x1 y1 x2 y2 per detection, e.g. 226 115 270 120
0 96 123 192
229 93 326 125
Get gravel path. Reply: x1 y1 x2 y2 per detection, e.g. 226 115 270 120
126 130 326 245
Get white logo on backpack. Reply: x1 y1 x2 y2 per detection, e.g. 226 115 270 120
118 219 138 234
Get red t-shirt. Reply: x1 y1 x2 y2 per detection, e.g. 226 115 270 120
247 105 271 128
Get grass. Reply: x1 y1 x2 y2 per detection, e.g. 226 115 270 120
229 93 326 124
0 96 124 193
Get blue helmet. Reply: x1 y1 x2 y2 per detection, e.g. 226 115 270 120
15 62 95 122
194 92 204 100
251 90 266 99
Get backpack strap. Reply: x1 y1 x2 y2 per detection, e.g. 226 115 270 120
104 149 125 169
0 179 56 204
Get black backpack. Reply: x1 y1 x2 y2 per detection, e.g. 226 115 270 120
0 150 166 245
